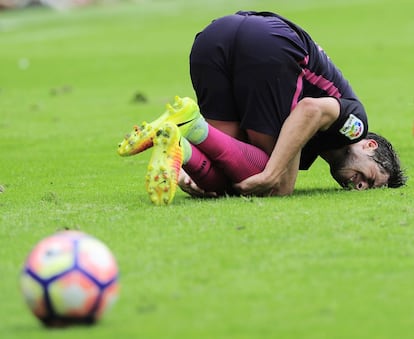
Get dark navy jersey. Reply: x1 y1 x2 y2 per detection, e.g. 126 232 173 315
190 11 368 170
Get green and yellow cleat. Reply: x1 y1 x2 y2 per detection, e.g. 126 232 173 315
118 96 201 156
145 122 183 206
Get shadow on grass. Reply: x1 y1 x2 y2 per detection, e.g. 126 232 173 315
292 187 343 196
176 187 345 203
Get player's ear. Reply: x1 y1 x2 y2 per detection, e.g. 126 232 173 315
362 139 378 150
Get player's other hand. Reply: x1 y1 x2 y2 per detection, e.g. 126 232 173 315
178 169 218 198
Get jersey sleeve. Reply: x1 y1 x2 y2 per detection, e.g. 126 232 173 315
325 97 368 146
299 98 368 170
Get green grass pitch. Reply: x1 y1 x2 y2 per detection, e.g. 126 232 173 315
1 0 413 338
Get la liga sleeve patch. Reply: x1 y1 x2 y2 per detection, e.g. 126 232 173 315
339 114 364 140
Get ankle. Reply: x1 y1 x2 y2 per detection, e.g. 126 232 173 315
180 137 192 164
185 117 208 145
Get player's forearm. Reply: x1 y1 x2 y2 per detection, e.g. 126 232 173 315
233 97 340 196
263 98 331 182
271 152 300 196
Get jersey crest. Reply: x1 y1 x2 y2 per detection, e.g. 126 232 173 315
339 114 364 140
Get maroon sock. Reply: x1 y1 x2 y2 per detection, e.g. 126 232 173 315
195 125 269 182
183 145 230 195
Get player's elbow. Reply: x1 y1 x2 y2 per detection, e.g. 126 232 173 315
296 97 340 131
296 97 323 122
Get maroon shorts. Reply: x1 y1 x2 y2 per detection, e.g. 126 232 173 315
189 12 308 137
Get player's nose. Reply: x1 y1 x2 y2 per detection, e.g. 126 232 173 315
354 180 369 190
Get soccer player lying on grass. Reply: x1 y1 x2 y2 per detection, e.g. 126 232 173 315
118 96 405 205
118 10 406 205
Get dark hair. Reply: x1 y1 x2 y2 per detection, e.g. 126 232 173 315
366 132 407 188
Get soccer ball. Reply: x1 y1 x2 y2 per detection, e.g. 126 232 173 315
20 230 119 327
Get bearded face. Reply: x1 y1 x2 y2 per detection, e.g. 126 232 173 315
329 144 389 190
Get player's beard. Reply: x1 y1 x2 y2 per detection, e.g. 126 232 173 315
328 146 357 188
